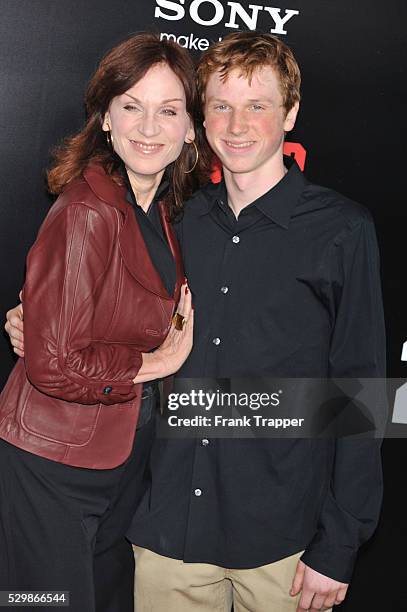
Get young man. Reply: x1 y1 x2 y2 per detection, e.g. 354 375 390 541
128 32 385 612
5 32 385 612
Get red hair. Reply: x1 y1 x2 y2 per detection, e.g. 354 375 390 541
47 33 211 216
197 31 301 115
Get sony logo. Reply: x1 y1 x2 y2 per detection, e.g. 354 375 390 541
155 1 299 35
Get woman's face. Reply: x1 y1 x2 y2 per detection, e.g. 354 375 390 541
103 63 195 181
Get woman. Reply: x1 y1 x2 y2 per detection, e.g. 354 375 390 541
0 33 210 612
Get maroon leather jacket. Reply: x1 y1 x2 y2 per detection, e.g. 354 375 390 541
0 164 183 468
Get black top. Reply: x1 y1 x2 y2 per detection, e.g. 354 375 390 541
127 158 386 583
123 170 176 297
122 169 175 425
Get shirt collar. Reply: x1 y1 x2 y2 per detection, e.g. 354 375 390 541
200 156 307 229
120 164 170 211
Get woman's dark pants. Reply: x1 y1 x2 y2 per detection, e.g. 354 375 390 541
0 403 155 612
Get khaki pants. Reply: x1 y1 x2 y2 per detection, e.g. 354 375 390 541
133 546 321 612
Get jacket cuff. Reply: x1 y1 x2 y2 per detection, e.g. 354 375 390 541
97 380 140 405
62 346 143 405
95 349 143 405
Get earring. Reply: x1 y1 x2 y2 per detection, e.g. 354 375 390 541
105 127 114 149
184 140 199 174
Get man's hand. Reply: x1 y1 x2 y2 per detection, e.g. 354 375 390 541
5 293 24 357
290 560 348 611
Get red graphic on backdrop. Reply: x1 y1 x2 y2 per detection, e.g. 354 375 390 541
210 142 307 183
283 142 306 170
211 161 222 184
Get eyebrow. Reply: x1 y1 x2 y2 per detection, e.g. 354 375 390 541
247 98 273 103
122 94 184 104
207 98 229 103
161 98 184 104
207 97 273 104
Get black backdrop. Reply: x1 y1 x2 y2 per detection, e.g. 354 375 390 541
1 2 406 609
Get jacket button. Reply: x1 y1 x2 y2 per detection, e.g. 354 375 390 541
103 386 113 395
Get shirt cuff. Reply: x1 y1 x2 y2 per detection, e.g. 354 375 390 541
300 544 357 583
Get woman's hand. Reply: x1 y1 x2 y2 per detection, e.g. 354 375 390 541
134 283 194 383
5 297 24 357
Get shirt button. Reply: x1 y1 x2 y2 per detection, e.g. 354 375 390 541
201 438 210 447
194 488 203 497
103 386 113 395
220 286 229 294
212 337 221 346
232 235 240 244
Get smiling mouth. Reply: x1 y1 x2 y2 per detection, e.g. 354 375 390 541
224 140 256 150
130 141 164 154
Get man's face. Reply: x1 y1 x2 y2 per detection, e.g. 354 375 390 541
203 66 298 177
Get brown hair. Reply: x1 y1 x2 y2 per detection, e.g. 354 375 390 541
47 33 211 216
197 31 301 115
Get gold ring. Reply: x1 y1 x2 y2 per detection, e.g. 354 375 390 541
173 312 187 331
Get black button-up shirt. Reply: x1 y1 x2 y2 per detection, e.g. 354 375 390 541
128 158 385 583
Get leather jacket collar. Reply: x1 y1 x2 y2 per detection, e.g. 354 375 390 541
83 164 183 302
